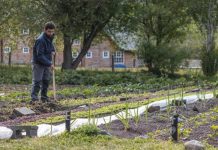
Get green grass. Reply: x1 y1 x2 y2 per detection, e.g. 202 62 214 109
0 126 182 150
0 125 217 150
0 136 185 150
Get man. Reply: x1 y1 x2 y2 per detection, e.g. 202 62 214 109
31 22 56 104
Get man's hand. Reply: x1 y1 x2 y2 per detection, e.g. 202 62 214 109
51 52 56 69
51 64 55 70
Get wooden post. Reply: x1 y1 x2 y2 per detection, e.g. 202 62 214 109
0 39 3 63
112 54 115 72
172 114 179 142
133 59 136 68
8 51 11 66
52 54 56 101
65 111 71 132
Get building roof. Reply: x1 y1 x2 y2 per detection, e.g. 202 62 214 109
106 31 138 51
181 59 201 69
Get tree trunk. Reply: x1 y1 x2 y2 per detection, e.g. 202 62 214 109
201 0 217 76
70 14 112 70
62 35 73 70
146 61 153 72
8 52 11 66
112 54 115 72
205 0 214 53
71 26 99 70
0 39 3 63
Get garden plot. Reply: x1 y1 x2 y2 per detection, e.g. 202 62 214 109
0 83 217 148
0 84 212 125
0 93 216 140
99 96 218 147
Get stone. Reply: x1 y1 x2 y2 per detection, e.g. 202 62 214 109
0 126 13 139
178 117 184 123
13 107 35 117
120 97 131 101
78 105 89 109
98 130 112 136
147 106 160 113
192 106 199 113
187 89 200 93
149 89 156 93
184 140 205 150
138 135 149 139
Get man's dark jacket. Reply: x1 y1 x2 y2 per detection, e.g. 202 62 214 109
32 32 55 66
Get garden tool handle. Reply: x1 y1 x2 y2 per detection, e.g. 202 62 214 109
52 54 56 101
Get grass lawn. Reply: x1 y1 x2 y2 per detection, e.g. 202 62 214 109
0 130 186 150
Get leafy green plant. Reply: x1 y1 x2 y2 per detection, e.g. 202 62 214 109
211 125 218 137
181 83 184 100
167 84 171 115
72 124 100 136
131 102 140 126
179 127 192 138
103 115 112 131
91 111 98 127
88 98 92 124
144 104 149 124
115 103 130 131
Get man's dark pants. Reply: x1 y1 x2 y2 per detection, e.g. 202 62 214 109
31 63 51 102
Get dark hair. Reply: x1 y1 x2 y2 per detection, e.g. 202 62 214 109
44 21 56 30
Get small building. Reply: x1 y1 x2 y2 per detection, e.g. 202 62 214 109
1 30 142 68
181 59 201 69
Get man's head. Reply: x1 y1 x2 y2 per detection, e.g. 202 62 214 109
44 21 56 38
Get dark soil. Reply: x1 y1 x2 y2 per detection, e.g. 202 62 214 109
187 121 218 147
99 98 218 147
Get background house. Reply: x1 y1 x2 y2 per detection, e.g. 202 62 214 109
1 29 142 68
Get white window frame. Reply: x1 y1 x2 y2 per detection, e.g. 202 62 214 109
86 51 92 58
72 52 79 58
22 28 29 35
23 47 29 53
4 47 11 53
114 51 124 64
102 51 110 59
73 39 80 46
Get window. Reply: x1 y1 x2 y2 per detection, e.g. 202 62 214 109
22 28 29 35
4 47 11 53
86 51 92 58
72 52 78 58
73 39 80 45
23 47 29 53
102 51 110 58
114 51 124 64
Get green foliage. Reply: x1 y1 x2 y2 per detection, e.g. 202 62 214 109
115 103 130 131
211 125 218 133
138 43 188 74
0 65 192 86
0 131 189 150
179 127 192 138
72 124 100 136
103 115 112 131
187 0 218 76
132 102 140 126
201 47 218 76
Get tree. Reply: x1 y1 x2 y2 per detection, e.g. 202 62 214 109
187 0 218 76
135 0 189 74
25 0 126 69
0 0 17 63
